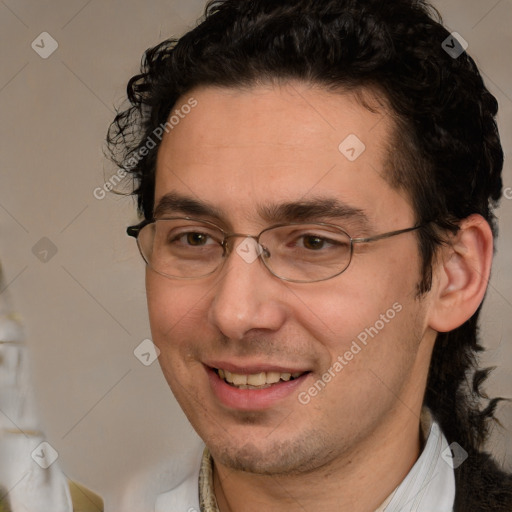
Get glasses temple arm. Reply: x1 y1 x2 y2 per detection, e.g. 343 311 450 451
127 219 153 238
351 225 424 244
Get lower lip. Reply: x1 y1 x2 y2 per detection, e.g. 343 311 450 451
206 366 309 411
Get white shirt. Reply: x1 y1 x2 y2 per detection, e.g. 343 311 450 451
374 418 456 511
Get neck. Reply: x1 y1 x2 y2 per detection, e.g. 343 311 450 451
213 407 422 512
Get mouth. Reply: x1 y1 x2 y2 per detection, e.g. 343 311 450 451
206 364 311 410
214 368 306 390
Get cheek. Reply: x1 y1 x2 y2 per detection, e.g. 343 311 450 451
145 271 210 349
146 272 174 337
310 265 415 338
312 294 425 415
350 241 420 303
145 273 212 397
301 247 421 375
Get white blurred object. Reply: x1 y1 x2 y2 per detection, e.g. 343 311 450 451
0 263 72 512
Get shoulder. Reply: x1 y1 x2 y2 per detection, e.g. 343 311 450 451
110 443 204 511
454 450 512 512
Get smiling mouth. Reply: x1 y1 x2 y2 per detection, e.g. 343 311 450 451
214 368 307 389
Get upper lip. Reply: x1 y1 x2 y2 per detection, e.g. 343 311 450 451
205 361 310 374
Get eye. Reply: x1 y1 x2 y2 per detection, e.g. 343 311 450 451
288 231 348 251
171 231 218 247
299 235 331 250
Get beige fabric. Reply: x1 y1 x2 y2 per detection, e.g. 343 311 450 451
199 447 220 512
0 481 103 512
68 481 104 512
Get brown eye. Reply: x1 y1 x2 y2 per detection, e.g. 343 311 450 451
302 235 325 250
184 232 210 246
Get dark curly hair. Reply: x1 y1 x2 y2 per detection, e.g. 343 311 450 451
107 0 508 492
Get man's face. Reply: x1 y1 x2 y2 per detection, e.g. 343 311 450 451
147 83 436 475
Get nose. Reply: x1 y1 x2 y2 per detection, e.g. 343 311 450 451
207 237 289 341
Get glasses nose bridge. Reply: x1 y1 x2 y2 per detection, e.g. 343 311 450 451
222 232 263 255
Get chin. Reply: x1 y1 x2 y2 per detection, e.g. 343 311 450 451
207 432 336 476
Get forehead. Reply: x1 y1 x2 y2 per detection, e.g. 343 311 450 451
154 82 413 229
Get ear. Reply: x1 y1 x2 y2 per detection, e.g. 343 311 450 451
428 214 494 333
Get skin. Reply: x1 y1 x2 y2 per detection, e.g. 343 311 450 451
145 82 493 511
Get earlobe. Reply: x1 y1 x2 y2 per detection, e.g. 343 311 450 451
428 214 493 333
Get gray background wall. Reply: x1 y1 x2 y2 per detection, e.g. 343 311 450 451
1 0 511 502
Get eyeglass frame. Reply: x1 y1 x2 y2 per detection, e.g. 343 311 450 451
127 216 425 283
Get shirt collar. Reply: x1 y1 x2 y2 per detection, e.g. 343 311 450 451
199 444 219 512
198 408 455 512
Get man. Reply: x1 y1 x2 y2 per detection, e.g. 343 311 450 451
107 0 512 510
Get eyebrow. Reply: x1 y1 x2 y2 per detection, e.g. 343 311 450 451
153 191 370 228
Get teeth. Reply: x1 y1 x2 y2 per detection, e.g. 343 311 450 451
217 369 304 388
247 372 266 386
266 371 281 384
231 373 248 386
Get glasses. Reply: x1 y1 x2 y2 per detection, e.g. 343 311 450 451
127 217 424 284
